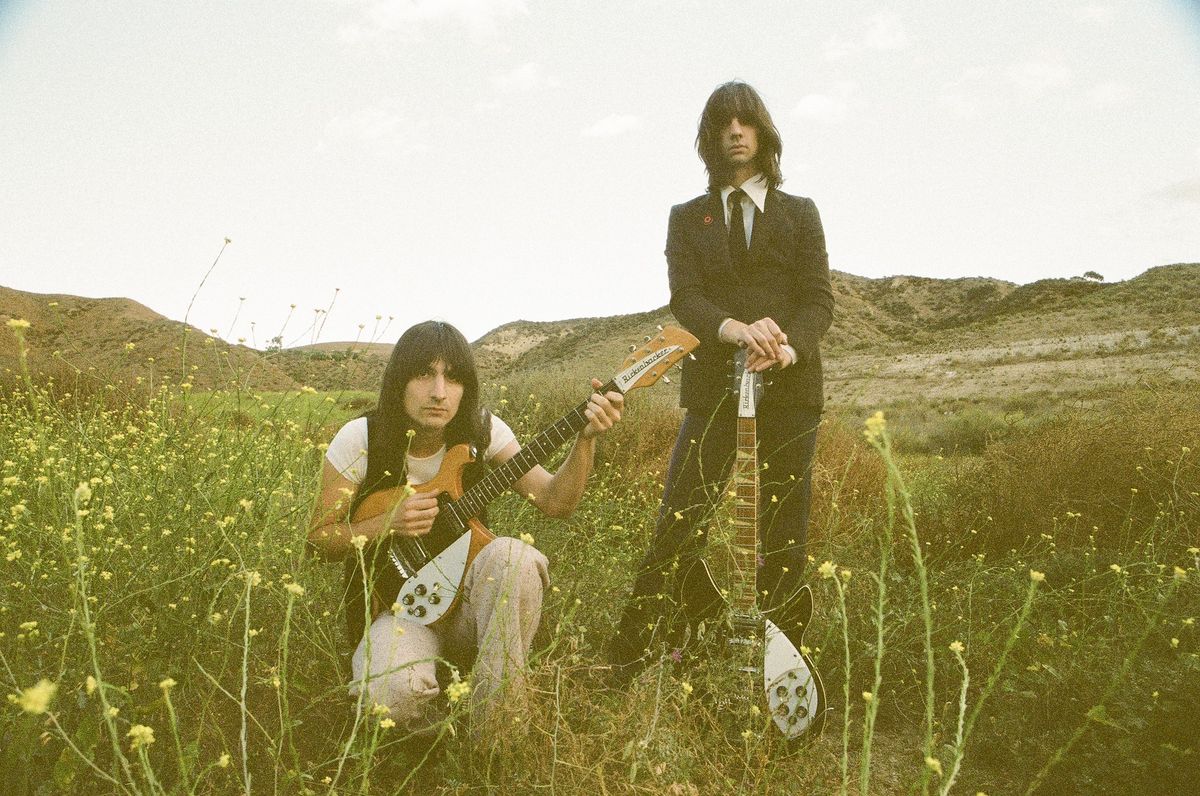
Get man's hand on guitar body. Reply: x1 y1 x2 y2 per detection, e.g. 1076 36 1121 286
386 490 440 537
719 317 794 373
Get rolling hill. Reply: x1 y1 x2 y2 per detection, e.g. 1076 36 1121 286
3 263 1197 406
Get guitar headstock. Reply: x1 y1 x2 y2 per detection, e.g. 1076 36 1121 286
733 349 764 419
613 326 700 393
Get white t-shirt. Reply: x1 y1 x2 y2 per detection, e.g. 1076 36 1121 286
325 414 517 486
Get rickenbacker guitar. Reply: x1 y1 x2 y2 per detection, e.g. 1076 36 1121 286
351 326 699 627
680 349 826 740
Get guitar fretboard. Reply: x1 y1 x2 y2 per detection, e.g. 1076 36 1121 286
731 416 759 613
443 379 620 526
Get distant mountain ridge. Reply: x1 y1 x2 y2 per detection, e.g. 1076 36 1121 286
2 264 1196 397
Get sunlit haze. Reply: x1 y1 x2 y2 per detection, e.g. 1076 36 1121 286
2 0 1198 346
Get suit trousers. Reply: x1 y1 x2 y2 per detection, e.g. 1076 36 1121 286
611 396 820 668
350 536 549 734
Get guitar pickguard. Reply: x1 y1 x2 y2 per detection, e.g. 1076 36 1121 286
391 529 471 625
764 617 823 738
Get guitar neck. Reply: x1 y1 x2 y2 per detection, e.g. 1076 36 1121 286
731 416 758 614
443 379 619 525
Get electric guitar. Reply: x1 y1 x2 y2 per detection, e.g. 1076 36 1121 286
679 349 826 739
351 326 699 627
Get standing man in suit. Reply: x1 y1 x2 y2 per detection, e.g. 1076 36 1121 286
608 80 833 676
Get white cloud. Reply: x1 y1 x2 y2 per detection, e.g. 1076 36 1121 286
1005 60 1072 98
1145 178 1200 207
1087 80 1131 107
791 82 857 124
492 62 558 92
581 114 642 138
863 13 910 50
325 105 404 142
822 34 858 62
1074 5 1116 24
338 0 528 40
319 103 429 159
822 14 909 60
791 94 847 124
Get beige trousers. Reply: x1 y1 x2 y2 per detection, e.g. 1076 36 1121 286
350 536 549 732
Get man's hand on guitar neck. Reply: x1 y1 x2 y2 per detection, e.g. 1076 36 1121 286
719 317 795 373
579 377 624 440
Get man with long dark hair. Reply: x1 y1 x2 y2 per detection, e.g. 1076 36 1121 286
309 320 622 734
608 80 833 676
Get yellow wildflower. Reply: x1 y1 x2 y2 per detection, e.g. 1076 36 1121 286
949 640 965 653
1030 570 1045 583
6 319 30 330
863 411 886 442
445 680 471 704
10 679 56 714
817 560 836 579
127 724 155 750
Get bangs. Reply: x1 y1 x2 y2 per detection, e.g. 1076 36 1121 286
383 320 479 398
705 84 767 128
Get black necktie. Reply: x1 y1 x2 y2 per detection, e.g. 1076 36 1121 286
728 189 748 267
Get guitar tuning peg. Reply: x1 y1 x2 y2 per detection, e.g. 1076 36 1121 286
656 325 664 331
688 353 696 360
629 345 637 352
644 335 652 343
662 375 671 384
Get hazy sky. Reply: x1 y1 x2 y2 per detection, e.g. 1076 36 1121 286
2 1 1198 346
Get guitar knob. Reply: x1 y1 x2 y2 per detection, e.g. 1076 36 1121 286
412 605 427 618
428 594 441 605
401 594 415 606
414 584 427 596
795 705 808 718
775 685 788 698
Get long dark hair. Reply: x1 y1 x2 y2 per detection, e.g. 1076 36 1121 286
349 320 487 514
696 80 784 190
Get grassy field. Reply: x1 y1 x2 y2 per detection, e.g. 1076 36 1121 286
1 321 1198 795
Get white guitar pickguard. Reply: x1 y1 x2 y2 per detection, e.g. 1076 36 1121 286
764 618 821 738
393 531 472 625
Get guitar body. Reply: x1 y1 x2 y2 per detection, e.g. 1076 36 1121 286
680 560 826 739
344 326 700 630
352 444 495 627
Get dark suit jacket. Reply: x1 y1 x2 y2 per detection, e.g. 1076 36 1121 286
666 188 833 412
